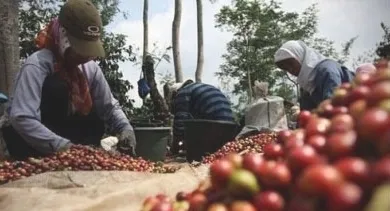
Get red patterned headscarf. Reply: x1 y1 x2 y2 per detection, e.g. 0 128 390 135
35 18 92 115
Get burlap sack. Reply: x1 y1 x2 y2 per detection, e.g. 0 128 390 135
0 164 209 211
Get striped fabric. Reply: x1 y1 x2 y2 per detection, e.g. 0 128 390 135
173 83 234 139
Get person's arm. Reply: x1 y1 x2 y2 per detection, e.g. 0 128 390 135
173 112 193 142
172 92 193 142
90 64 133 134
9 64 71 154
298 88 314 111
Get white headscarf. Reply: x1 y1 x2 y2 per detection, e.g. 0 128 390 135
274 40 327 94
165 79 194 107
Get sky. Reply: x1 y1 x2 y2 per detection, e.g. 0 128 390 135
108 0 390 107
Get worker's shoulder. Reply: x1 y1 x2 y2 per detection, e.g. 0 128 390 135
187 83 219 92
315 59 343 73
82 60 100 73
22 49 54 73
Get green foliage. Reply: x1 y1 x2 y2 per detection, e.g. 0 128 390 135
19 0 136 117
353 23 390 68
132 98 154 120
158 71 175 87
376 22 390 58
133 43 172 71
272 80 296 103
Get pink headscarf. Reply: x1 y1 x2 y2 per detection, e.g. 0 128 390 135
356 63 376 74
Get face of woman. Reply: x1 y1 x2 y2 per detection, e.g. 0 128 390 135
64 48 95 67
275 58 301 76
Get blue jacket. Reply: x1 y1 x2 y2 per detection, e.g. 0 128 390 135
299 59 355 111
173 83 234 139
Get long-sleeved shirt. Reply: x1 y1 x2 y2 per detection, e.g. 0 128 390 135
6 49 133 154
299 59 355 111
173 83 234 139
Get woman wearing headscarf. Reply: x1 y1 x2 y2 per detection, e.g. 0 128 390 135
1 0 136 160
274 40 355 111
356 63 377 75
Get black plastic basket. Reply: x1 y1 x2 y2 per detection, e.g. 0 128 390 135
183 119 240 162
130 118 164 128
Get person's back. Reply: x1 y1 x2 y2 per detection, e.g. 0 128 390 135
175 83 234 122
299 59 355 110
170 82 234 154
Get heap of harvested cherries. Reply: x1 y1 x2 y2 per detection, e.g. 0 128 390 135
202 133 277 164
0 145 178 184
141 67 390 211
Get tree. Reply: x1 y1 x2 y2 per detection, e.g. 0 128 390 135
142 55 170 122
195 0 204 82
140 11 170 122
352 23 390 68
194 0 218 82
376 23 390 59
132 44 174 122
172 0 184 82
131 42 173 121
18 0 136 117
142 0 149 62
0 0 19 99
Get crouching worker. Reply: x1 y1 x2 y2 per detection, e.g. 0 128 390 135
274 40 355 111
164 80 235 155
1 0 135 160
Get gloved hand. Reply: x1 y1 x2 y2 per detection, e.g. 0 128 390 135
290 106 300 122
58 142 73 152
117 130 137 156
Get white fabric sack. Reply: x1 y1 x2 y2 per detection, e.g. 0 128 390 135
244 96 288 132
253 80 269 100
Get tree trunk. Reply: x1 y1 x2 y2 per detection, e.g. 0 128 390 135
245 37 253 103
0 0 19 115
143 55 170 122
142 0 149 63
172 0 184 83
195 0 204 83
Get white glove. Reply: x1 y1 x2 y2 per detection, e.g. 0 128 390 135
290 106 300 122
100 136 119 151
